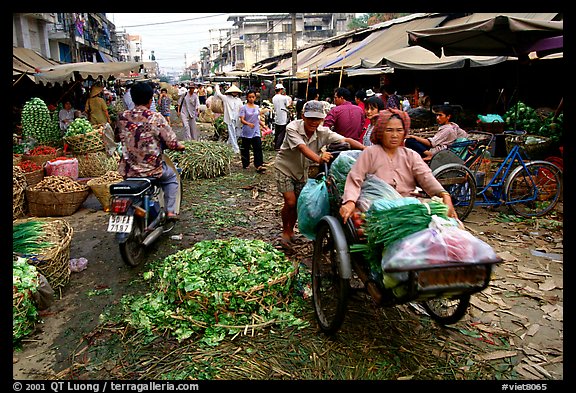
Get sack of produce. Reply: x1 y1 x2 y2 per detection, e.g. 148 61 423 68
380 216 498 295
297 178 330 240
45 157 79 180
329 150 362 194
356 174 402 212
86 170 124 211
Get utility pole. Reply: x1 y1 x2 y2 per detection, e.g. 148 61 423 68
291 13 298 97
66 13 78 62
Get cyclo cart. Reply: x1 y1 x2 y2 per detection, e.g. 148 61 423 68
310 145 502 335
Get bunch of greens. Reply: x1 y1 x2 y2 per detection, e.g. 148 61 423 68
13 256 40 343
166 140 234 180
118 238 308 346
13 220 53 255
64 118 94 137
351 199 449 272
21 97 61 146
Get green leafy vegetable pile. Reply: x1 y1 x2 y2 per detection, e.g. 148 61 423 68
118 238 308 345
166 140 234 180
13 256 40 344
504 101 563 142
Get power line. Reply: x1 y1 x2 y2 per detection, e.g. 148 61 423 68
115 13 229 28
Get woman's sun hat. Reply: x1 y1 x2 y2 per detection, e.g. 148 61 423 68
225 85 242 94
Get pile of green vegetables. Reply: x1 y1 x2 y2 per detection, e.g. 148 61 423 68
504 101 563 142
13 220 54 255
21 97 61 146
351 199 449 273
13 256 40 344
64 118 94 137
117 238 308 346
166 140 234 180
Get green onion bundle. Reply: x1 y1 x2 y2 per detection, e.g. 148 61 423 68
13 220 53 255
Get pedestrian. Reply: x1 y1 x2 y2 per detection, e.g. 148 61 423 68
404 104 468 161
84 84 111 126
322 87 365 142
355 89 370 140
178 83 187 97
123 82 135 110
274 100 365 252
339 108 458 222
177 84 201 140
362 95 386 146
114 82 186 220
383 86 401 110
214 83 243 153
239 90 266 173
158 87 172 125
197 84 207 105
272 83 293 150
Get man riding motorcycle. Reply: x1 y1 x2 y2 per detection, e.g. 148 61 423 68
114 82 186 219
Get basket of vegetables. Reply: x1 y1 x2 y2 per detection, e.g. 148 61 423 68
26 176 90 217
505 134 552 159
64 119 105 154
22 145 60 167
13 218 74 291
18 160 45 188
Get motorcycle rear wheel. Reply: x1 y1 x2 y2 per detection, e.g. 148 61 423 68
119 219 147 267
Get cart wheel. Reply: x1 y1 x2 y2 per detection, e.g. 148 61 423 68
432 163 476 221
422 294 470 325
312 221 350 335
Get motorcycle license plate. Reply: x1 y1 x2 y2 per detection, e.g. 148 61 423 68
107 215 133 233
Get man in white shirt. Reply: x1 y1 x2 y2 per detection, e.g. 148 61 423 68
272 83 292 150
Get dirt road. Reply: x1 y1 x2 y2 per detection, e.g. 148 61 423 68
13 120 564 381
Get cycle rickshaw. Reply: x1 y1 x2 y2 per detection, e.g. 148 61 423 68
311 145 502 335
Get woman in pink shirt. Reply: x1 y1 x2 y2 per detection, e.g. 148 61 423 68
339 109 457 222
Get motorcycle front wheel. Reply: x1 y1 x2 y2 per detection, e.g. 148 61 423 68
119 217 147 267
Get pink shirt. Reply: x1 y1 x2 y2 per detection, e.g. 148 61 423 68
428 122 468 155
342 144 445 203
322 101 365 142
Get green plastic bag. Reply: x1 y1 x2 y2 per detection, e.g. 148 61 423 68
297 178 330 240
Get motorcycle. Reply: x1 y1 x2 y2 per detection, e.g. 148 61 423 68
107 154 182 267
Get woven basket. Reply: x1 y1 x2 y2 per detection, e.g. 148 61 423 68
477 121 505 134
505 134 552 159
87 179 121 212
13 154 23 166
13 166 27 219
75 151 119 178
64 127 105 154
14 218 73 291
24 168 45 188
22 149 62 166
26 187 89 217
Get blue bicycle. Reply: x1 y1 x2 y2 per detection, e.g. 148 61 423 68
430 130 563 219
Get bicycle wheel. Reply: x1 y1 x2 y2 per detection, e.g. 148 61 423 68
312 221 349 335
422 295 470 325
432 163 476 221
505 161 562 217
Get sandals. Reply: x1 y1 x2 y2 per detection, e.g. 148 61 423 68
167 212 179 221
256 166 267 173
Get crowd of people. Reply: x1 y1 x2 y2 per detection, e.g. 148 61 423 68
31 79 467 249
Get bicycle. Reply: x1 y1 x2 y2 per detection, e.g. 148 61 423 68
431 130 563 219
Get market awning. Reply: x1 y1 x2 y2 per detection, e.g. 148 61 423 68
13 47 60 83
99 51 116 63
34 61 145 85
381 46 509 70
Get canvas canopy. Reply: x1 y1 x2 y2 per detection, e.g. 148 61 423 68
407 15 563 58
34 61 144 86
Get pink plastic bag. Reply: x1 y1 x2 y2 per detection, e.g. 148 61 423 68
45 158 79 179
